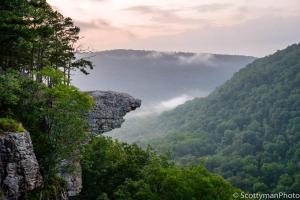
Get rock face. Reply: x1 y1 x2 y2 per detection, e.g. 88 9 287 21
0 131 43 200
59 159 82 198
87 91 141 135
62 91 141 197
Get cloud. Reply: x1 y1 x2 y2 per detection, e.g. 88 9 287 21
73 19 136 51
75 19 110 30
195 3 233 12
70 0 107 1
145 52 164 59
157 95 193 110
124 5 202 24
125 15 300 57
125 5 161 13
128 94 194 117
178 53 215 65
74 19 136 38
48 0 300 55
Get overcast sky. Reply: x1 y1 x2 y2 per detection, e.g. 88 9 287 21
47 0 300 57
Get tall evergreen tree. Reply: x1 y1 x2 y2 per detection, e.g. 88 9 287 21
0 0 92 85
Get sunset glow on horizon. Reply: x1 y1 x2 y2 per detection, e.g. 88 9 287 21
47 0 300 56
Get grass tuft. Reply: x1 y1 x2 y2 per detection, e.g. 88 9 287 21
0 118 25 133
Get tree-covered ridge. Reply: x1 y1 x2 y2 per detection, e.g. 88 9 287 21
141 43 300 193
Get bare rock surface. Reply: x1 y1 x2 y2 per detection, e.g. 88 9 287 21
0 131 43 200
87 91 141 134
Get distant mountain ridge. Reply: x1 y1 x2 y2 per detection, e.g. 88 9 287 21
73 49 255 115
95 49 254 57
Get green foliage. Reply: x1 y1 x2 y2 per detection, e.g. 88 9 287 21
0 0 93 85
39 66 66 86
78 136 155 200
24 175 67 200
0 69 93 198
0 70 23 114
126 43 300 193
28 83 93 197
0 118 24 132
0 0 95 197
42 83 94 160
76 136 243 200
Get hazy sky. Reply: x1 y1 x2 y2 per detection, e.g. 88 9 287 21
47 0 300 57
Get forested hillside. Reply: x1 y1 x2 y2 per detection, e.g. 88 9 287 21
122 44 300 193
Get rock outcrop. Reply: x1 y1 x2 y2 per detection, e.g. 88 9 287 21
59 159 82 198
87 91 141 135
62 91 141 197
0 131 43 200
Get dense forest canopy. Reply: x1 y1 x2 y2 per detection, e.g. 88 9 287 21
75 136 243 200
0 1 244 199
127 44 300 193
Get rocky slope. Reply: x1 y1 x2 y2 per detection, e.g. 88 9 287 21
0 131 43 200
